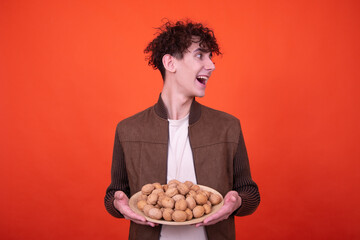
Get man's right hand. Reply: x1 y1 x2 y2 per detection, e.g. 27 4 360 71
114 191 157 227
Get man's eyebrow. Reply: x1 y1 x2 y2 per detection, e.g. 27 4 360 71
193 47 210 53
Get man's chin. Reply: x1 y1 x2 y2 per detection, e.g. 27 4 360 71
189 91 205 99
196 92 206 98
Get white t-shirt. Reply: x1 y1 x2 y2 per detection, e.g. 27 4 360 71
160 114 207 240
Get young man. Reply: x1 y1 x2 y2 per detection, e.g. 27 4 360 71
104 20 260 240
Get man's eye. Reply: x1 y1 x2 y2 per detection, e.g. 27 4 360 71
196 53 202 59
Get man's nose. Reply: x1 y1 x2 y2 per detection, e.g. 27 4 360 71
205 58 215 71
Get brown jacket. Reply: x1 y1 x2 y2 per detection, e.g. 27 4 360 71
105 96 260 240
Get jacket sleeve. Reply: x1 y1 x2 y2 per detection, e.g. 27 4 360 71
232 124 260 216
104 125 130 218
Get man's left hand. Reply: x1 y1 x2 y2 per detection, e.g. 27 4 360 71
195 191 242 227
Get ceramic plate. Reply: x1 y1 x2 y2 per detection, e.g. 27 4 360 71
129 185 224 225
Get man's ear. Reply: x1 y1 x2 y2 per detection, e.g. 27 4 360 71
162 54 176 73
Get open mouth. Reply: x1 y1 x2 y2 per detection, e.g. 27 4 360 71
196 75 209 85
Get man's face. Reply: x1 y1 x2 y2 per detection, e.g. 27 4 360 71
173 39 216 98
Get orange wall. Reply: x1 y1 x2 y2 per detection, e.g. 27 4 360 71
1 0 359 239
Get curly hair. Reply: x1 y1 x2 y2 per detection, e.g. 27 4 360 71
144 20 221 80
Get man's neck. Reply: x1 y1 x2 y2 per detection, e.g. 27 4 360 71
161 89 193 120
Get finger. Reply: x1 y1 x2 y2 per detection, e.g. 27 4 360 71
147 221 157 227
224 194 236 203
196 215 227 227
124 212 152 226
225 191 237 199
116 199 147 223
203 217 227 226
122 206 147 222
197 191 240 227
130 219 157 227
199 212 223 226
203 212 222 224
114 191 122 199
202 205 233 225
115 191 127 201
205 205 231 222
226 195 237 205
131 217 159 227
223 194 241 211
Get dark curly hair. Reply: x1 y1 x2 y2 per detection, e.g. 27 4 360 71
144 20 221 80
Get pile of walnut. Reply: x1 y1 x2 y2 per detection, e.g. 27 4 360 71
136 180 222 222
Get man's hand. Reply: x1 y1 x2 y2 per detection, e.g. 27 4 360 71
195 191 242 227
114 191 158 227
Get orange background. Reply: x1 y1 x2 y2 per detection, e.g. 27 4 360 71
1 0 359 239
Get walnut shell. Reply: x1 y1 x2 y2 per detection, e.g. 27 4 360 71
168 183 178 189
203 204 211 214
138 194 148 201
157 194 166 207
137 200 147 211
168 179 181 185
161 196 175 209
172 194 185 202
185 208 193 220
141 184 155 195
165 187 178 197
195 193 208 205
202 190 211 198
177 183 190 195
209 193 222 205
152 188 164 195
172 210 187 222
162 208 174 221
193 205 205 218
190 184 200 191
153 182 162 189
146 193 158 205
185 196 196 210
143 204 154 216
175 199 187 211
184 181 194 189
148 208 162 220
187 190 197 198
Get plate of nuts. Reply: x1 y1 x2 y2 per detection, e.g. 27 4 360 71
128 180 224 225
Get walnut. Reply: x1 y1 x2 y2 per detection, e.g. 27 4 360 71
172 210 187 222
141 184 154 195
193 205 205 218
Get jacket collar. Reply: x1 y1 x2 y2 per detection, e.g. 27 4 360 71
154 94 201 125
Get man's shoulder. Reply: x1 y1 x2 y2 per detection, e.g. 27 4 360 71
115 104 168 142
116 105 155 129
190 104 242 146
200 104 240 124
